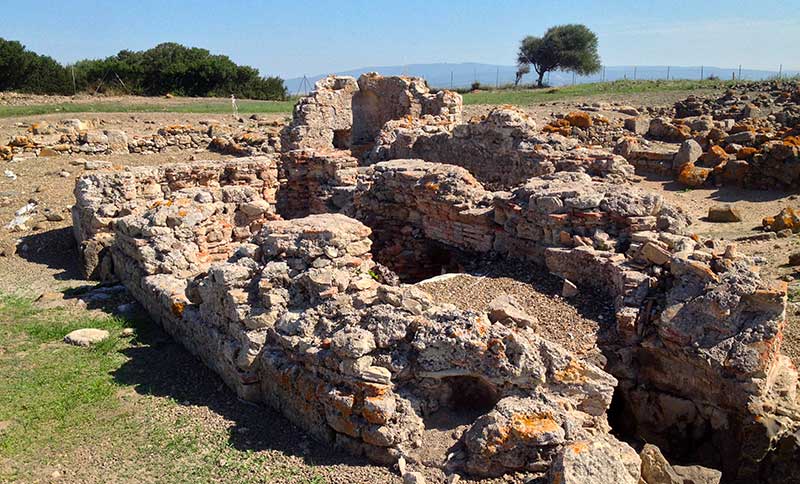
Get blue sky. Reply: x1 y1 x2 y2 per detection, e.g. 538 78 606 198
2 0 798 78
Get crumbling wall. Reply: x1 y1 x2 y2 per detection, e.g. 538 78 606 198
617 82 800 189
369 107 634 189
2 121 281 158
282 76 359 152
355 158 799 482
72 157 279 280
277 149 359 218
110 210 636 478
282 73 462 155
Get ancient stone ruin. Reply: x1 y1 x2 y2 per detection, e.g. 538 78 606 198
72 74 800 483
615 81 800 189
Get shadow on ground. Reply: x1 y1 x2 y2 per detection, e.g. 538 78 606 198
109 310 372 469
17 226 82 281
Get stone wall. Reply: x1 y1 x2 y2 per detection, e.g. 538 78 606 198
277 149 359 218
282 73 462 155
355 158 799 482
369 107 634 190
110 210 638 479
72 157 279 280
1 121 281 158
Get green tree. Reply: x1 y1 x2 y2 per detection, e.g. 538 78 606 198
517 24 601 88
0 38 71 94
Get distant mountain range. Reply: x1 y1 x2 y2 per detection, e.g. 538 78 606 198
283 62 798 94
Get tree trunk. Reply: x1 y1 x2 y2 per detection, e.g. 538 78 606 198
537 71 545 88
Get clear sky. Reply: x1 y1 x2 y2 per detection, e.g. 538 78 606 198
2 0 798 79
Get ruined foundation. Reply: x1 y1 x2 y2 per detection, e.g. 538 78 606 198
73 74 800 483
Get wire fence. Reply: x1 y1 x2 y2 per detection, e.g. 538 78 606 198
291 64 798 94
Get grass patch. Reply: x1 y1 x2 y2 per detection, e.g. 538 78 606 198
0 99 296 118
0 295 129 458
461 79 735 106
0 295 333 483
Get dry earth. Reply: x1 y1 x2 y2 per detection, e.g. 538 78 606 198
2 88 799 483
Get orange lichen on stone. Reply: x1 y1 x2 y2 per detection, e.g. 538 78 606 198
783 136 800 147
554 359 587 384
509 412 560 440
701 145 729 166
569 441 589 454
730 123 755 134
0 145 12 160
565 111 592 128
170 300 185 317
763 207 800 232
677 163 711 187
737 147 759 160
424 181 440 191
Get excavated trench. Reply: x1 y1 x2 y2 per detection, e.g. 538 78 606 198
366 228 725 474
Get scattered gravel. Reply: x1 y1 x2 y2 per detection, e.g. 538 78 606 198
416 259 614 359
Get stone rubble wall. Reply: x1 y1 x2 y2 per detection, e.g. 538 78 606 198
369 107 635 190
277 149 359 218
2 120 281 158
617 82 800 189
110 210 635 478
355 158 799 482
72 157 279 280
282 73 462 154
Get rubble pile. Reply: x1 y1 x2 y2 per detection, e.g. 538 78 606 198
0 120 282 158
369 107 635 189
72 157 279 280
110 210 639 480
70 75 800 483
282 73 462 155
617 81 800 188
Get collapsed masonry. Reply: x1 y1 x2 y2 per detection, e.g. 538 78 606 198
615 82 800 189
1 119 282 160
72 74 800 483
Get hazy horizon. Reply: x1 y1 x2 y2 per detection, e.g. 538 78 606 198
2 0 798 79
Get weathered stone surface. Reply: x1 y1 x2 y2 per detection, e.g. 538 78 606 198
707 204 742 222
64 328 110 346
487 295 538 328
547 436 641 484
674 139 703 170
370 106 634 189
72 157 279 280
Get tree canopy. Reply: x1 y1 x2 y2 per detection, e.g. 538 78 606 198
517 24 602 87
0 39 287 100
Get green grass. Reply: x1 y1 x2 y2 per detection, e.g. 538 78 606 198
461 79 736 106
0 79 744 119
0 99 295 118
0 295 130 458
0 294 331 483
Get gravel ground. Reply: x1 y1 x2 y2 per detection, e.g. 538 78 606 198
417 259 615 361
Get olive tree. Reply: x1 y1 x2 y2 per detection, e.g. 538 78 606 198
517 24 601 88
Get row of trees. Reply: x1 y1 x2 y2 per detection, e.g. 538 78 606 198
515 24 601 88
0 39 287 100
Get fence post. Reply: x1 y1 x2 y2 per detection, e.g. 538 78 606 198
450 71 454 89
633 66 637 81
667 66 670 80
738 65 742 80
572 72 576 85
701 65 704 80
496 67 499 88
602 66 606 82
779 64 783 79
